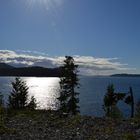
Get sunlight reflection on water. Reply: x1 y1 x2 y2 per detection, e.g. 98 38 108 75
23 77 60 110
1 76 140 116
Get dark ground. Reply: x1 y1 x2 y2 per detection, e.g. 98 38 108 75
0 110 140 140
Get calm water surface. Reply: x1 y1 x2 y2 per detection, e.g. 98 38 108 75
1 76 140 117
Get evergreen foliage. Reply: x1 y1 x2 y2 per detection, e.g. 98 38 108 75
58 56 80 115
0 93 4 107
108 105 123 119
103 84 125 118
0 93 5 128
8 77 29 109
27 96 37 110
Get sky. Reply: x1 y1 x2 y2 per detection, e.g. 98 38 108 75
0 0 140 75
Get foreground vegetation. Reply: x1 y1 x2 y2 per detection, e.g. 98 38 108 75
0 110 140 140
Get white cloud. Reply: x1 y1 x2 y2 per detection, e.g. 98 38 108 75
0 50 135 75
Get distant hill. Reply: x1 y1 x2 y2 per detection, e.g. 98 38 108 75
0 63 62 77
111 74 140 77
0 63 14 69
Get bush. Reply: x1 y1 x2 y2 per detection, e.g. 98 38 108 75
108 105 123 119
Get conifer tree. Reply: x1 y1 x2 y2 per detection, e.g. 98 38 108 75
8 77 28 109
0 93 4 107
0 93 4 123
27 96 37 110
103 84 125 118
58 56 80 115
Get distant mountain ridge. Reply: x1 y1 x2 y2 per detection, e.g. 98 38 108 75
0 63 62 77
0 63 14 69
111 74 140 77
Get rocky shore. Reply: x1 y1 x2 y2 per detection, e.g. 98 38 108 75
0 110 140 140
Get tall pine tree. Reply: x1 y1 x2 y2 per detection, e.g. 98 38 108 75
58 56 80 115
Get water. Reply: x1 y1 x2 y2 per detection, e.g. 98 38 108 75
0 77 60 110
0 76 140 117
79 76 140 116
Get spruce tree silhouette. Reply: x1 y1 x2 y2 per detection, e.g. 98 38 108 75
27 96 37 110
103 84 125 118
58 56 80 116
0 93 4 107
8 77 28 109
0 93 4 123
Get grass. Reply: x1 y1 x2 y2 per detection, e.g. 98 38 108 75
122 131 136 140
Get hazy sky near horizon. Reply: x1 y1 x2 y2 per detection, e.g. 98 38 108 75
0 0 140 75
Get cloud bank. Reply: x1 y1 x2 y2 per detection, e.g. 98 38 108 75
0 50 134 75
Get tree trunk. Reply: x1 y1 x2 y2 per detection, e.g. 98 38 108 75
130 87 134 118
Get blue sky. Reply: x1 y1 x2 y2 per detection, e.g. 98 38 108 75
0 0 140 75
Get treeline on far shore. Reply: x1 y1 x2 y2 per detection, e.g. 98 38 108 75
1 56 140 129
